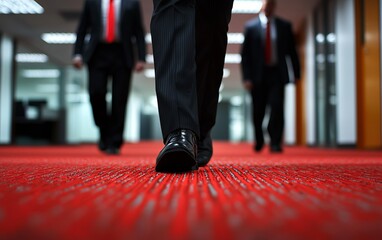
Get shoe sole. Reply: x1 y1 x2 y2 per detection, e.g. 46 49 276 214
156 149 197 173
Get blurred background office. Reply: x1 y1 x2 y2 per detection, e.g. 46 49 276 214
0 0 381 149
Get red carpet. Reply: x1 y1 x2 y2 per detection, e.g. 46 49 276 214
0 142 381 240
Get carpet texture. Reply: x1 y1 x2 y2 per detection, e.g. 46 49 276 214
0 142 381 240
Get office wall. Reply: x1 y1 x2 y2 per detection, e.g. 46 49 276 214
335 0 357 145
285 85 296 145
66 93 98 143
305 16 316 145
356 0 382 149
15 76 60 109
381 0 382 142
124 92 142 142
296 25 307 146
65 68 143 143
66 93 143 143
0 34 14 144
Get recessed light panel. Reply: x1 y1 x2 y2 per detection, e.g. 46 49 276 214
16 53 48 63
23 69 60 78
0 0 44 14
232 0 263 14
41 33 76 44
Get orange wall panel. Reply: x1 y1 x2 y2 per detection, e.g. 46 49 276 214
296 26 307 146
356 0 382 149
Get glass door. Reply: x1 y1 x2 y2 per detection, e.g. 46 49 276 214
314 0 337 147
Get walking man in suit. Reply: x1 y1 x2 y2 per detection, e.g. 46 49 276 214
73 0 146 154
151 0 234 172
241 0 300 153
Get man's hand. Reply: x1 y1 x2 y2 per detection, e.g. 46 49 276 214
134 61 145 72
243 80 253 91
72 55 83 69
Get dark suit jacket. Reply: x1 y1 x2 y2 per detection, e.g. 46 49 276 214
73 0 146 67
241 17 300 84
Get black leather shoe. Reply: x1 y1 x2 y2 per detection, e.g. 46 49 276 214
105 147 120 155
197 132 212 167
98 140 107 152
156 129 198 173
270 144 283 153
254 142 264 152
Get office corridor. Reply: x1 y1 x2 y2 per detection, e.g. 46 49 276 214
0 142 381 239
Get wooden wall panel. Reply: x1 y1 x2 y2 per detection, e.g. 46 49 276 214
355 0 382 149
296 25 307 146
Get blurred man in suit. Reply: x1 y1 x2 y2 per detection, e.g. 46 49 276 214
241 0 300 153
73 0 146 154
151 0 234 172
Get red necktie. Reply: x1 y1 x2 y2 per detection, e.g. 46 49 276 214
265 21 272 65
106 0 115 43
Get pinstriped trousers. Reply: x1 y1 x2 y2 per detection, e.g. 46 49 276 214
151 0 234 141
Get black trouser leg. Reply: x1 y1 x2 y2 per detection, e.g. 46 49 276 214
251 83 267 146
195 0 234 140
151 0 199 141
267 74 285 146
88 43 131 149
110 60 131 149
88 58 109 145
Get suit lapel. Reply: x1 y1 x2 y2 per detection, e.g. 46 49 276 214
275 18 282 52
255 18 262 34
253 18 264 45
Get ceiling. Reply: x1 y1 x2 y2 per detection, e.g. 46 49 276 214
0 0 320 97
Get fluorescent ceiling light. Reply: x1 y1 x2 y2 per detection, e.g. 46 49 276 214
0 0 44 14
146 54 154 63
327 33 336 43
232 0 263 14
144 69 156 78
316 34 325 43
42 33 76 44
228 33 244 44
223 69 230 78
16 53 48 63
145 34 152 44
316 33 337 44
225 54 242 64
230 96 244 106
23 69 60 78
